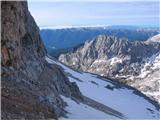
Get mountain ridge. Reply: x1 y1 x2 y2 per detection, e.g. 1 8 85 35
59 34 160 102
40 27 159 54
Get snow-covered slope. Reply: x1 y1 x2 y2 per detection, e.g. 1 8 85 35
46 56 159 119
60 96 117 119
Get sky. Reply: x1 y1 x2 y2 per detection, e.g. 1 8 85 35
28 0 159 28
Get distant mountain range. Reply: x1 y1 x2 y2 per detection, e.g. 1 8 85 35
40 25 159 30
40 26 159 57
59 34 160 102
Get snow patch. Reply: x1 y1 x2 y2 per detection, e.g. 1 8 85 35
110 57 122 66
93 59 107 64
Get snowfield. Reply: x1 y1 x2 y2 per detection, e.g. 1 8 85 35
46 56 159 119
59 95 118 119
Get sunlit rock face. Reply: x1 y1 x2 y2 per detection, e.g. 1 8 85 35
59 34 160 102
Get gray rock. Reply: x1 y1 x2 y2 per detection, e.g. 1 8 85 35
1 1 82 119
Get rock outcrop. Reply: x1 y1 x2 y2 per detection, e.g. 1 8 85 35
1 1 82 119
59 34 160 102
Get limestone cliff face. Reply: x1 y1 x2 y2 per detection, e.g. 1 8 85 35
1 1 82 119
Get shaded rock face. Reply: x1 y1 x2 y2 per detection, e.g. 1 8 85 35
1 1 82 119
59 35 160 102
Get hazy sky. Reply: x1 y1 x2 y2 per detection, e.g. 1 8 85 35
28 0 159 28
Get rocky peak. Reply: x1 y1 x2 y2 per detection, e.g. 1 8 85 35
79 35 132 60
60 34 160 67
1 1 82 119
59 34 160 101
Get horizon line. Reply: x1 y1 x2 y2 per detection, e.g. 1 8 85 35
39 25 159 30
28 0 158 3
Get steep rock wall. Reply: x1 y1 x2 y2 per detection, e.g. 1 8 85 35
1 1 82 119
